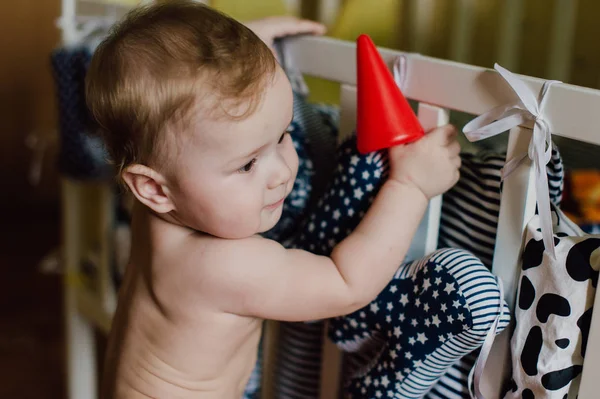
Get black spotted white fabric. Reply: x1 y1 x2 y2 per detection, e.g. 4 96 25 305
505 205 600 399
428 147 564 399
292 135 510 398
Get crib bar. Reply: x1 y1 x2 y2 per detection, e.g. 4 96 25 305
316 0 342 26
496 0 523 70
63 180 99 399
282 0 301 16
285 35 600 145
547 0 578 81
480 126 537 397
408 0 437 54
449 0 475 63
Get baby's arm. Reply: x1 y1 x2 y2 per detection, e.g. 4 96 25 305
202 126 460 321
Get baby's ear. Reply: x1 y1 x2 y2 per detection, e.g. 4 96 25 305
122 164 174 214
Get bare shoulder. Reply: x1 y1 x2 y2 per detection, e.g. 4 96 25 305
166 233 284 299
183 233 284 277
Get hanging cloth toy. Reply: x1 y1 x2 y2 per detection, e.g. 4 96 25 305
463 64 600 399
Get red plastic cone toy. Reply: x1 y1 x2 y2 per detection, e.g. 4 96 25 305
356 34 424 154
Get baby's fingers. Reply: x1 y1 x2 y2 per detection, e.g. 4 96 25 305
426 124 457 144
452 154 462 169
255 16 326 39
448 139 461 157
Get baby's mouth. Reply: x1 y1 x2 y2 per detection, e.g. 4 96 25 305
265 197 285 211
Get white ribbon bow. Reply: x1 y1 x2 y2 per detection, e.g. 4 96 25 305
463 63 560 258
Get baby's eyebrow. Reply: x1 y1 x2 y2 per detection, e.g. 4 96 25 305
231 143 269 164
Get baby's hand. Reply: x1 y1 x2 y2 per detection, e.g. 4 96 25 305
388 125 461 199
245 16 326 53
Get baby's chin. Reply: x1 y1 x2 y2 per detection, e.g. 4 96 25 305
259 208 284 234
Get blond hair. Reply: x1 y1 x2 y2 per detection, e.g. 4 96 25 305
85 0 277 174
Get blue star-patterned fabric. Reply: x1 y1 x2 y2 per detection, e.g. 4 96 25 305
51 47 113 180
294 135 510 398
294 138 387 255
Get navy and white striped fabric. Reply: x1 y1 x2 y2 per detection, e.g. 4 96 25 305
273 322 325 398
426 146 564 399
437 149 564 270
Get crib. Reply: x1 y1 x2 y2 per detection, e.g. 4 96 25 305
58 2 600 399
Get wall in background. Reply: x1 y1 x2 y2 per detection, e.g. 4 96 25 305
0 0 61 218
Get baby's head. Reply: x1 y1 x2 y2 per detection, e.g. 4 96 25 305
86 0 298 238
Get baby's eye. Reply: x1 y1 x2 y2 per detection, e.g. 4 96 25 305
278 132 287 144
238 158 257 173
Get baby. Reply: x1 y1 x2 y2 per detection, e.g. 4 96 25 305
85 1 461 398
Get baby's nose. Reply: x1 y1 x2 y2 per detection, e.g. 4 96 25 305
268 156 292 189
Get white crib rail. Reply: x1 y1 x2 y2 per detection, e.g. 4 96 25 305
285 35 600 146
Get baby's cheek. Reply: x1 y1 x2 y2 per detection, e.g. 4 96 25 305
287 145 300 182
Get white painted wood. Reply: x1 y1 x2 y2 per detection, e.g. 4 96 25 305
413 103 448 258
61 0 78 45
496 0 524 70
284 35 600 146
449 0 475 63
480 127 537 398
338 84 358 143
282 0 301 16
409 0 437 54
547 0 578 81
317 0 342 27
63 180 98 399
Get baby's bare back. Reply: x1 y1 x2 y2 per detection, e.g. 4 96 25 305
102 218 262 399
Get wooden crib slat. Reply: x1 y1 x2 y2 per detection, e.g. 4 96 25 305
449 0 475 63
63 179 99 399
479 126 537 398
496 0 524 70
547 0 579 81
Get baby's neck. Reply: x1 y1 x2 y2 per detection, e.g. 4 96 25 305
130 201 200 251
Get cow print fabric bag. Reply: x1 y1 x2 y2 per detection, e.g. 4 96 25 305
505 205 600 399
